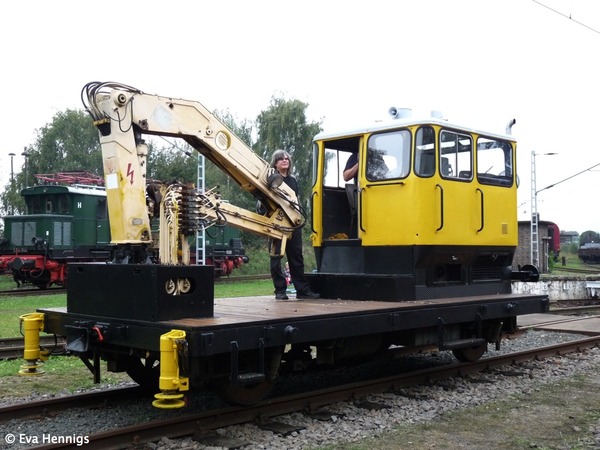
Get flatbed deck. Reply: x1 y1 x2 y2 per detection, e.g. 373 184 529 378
167 293 544 326
39 293 550 357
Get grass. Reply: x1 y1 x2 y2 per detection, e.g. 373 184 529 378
0 294 66 339
554 245 588 270
0 357 130 398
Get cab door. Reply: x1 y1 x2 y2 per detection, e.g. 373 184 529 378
434 128 479 245
358 128 415 247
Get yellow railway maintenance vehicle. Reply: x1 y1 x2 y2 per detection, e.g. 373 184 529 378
22 84 546 408
307 109 535 300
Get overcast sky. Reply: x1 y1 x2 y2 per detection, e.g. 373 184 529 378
1 0 599 233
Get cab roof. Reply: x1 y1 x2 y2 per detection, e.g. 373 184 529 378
314 116 516 143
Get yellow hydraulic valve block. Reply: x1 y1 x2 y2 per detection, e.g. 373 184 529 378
153 329 190 409
19 313 48 376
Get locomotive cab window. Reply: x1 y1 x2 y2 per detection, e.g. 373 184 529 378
28 196 42 214
440 130 472 180
476 137 513 187
58 194 70 214
366 130 411 181
415 126 436 177
324 147 354 188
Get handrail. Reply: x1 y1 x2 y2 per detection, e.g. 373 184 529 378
436 184 444 232
310 191 317 234
476 188 484 233
359 188 366 232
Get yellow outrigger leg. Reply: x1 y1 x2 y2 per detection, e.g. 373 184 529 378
19 313 48 376
153 329 190 409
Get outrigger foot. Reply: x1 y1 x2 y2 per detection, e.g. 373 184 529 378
152 392 186 409
18 361 45 376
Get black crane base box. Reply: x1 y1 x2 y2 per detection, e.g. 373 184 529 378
67 263 214 321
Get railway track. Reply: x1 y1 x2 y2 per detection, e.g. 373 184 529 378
0 335 66 359
553 266 600 275
215 273 271 282
0 385 143 424
0 287 66 298
3 333 600 449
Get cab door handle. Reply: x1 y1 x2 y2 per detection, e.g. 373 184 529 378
436 184 444 232
476 188 484 233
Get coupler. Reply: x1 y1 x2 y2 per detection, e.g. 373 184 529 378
152 329 190 409
19 313 48 376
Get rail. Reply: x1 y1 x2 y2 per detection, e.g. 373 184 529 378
553 266 600 275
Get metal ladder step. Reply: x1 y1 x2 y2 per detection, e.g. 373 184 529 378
237 372 266 386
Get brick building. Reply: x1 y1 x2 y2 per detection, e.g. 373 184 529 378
560 231 579 244
514 220 553 273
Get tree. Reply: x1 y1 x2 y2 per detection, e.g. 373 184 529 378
209 110 257 209
0 109 100 215
254 95 323 214
580 230 600 246
146 140 197 183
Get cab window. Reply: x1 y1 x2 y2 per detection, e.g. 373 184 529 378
415 126 435 177
366 130 411 181
323 148 353 188
476 137 513 187
440 130 473 180
321 136 361 188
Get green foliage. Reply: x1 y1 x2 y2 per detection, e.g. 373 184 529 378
253 95 322 246
254 95 323 214
146 140 197 183
210 109 259 213
0 109 100 216
32 109 102 175
547 252 556 272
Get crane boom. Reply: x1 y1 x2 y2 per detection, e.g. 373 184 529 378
82 82 303 261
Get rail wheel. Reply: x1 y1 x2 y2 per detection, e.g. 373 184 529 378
125 355 160 390
452 342 487 362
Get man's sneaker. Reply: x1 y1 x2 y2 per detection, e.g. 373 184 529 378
296 290 320 299
275 292 289 300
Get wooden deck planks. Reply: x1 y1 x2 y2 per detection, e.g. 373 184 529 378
41 294 545 330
